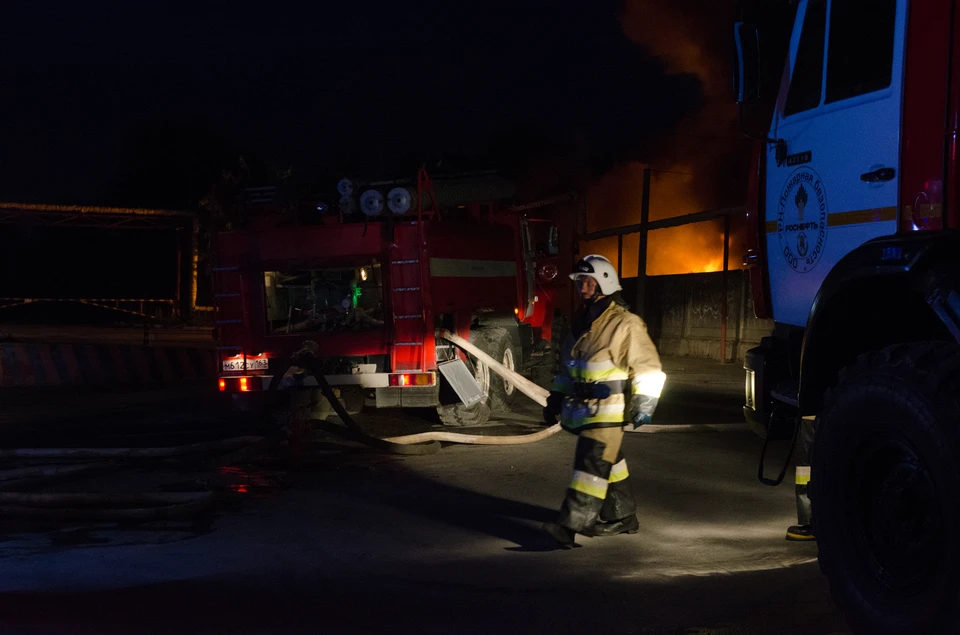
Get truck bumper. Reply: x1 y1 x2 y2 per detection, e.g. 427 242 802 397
218 371 440 408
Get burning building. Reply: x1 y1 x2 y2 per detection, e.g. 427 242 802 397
578 0 752 279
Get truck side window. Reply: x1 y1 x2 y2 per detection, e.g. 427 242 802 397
825 0 896 103
784 0 827 116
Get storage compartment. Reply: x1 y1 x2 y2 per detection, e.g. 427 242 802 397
263 263 384 334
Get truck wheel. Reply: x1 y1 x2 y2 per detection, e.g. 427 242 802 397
436 401 492 427
811 342 960 635
472 327 519 413
436 350 492 426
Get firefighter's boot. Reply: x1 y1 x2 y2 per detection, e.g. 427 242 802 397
541 522 578 549
786 524 815 541
582 513 640 537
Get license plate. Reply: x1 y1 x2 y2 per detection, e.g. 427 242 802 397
222 358 270 372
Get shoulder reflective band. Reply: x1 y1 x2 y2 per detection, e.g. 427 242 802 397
632 371 667 398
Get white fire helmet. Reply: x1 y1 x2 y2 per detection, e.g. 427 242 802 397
569 254 622 296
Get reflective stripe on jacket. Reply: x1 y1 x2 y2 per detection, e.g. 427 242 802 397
553 301 664 433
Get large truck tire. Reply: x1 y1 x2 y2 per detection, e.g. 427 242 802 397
472 326 519 414
811 342 960 635
435 327 516 425
436 401 492 427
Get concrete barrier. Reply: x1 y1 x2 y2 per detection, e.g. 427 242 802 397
623 271 775 362
0 342 216 388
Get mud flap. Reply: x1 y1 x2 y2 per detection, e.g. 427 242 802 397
437 359 485 407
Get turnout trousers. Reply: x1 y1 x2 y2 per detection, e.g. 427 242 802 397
795 416 816 526
557 426 637 532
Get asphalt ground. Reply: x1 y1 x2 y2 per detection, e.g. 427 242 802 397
0 357 850 634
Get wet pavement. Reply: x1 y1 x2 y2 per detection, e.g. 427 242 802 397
0 358 850 634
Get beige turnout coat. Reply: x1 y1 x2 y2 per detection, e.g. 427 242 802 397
552 301 665 433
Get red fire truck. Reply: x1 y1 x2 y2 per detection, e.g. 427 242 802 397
213 170 569 427
736 1 960 632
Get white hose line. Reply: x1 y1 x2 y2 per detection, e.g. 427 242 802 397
384 423 561 445
374 330 560 446
436 329 549 407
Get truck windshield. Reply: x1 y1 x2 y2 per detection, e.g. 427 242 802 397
263 264 384 334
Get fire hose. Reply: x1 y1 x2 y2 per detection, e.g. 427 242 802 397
276 333 562 454
270 343 441 455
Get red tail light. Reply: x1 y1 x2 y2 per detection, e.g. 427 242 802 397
388 373 435 387
219 379 226 391
744 140 772 319
239 377 249 392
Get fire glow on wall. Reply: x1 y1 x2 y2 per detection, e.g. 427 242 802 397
579 163 748 278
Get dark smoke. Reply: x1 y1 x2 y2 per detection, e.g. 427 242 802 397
617 0 753 210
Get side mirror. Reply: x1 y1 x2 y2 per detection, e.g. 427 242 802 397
734 22 761 104
547 225 560 256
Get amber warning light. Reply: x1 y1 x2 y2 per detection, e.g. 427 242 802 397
219 377 260 392
388 373 435 387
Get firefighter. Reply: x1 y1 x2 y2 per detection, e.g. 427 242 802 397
786 416 816 541
541 254 666 548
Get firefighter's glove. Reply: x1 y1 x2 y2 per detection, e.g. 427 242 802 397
543 391 564 427
546 391 564 416
542 406 558 427
628 394 658 429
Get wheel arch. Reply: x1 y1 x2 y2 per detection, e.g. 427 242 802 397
798 232 960 414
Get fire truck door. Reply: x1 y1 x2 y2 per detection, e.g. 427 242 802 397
765 0 904 327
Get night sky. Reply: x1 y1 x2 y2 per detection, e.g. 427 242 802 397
0 0 721 207
1 1 790 307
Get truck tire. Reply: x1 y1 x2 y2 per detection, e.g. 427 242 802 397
436 401 492 427
811 342 960 635
472 326 519 414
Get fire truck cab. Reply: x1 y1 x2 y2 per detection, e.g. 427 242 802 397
736 1 960 633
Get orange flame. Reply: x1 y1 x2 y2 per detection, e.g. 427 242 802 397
584 162 743 277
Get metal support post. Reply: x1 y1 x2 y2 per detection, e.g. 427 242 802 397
617 234 623 276
635 168 651 318
720 214 731 363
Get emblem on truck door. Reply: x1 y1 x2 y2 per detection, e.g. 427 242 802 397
777 167 827 273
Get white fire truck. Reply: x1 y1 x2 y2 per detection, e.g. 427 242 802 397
736 1 960 633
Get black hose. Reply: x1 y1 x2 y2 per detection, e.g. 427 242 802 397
757 413 800 487
268 349 440 455
299 356 440 455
